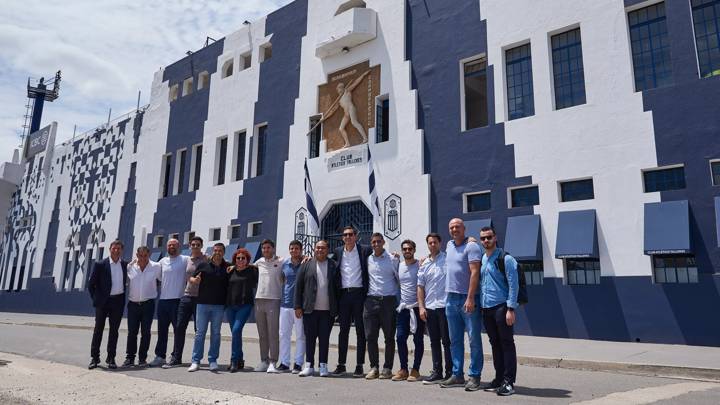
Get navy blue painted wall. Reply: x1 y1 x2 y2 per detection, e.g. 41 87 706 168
231 0 307 248
117 163 137 261
40 186 62 277
148 39 225 247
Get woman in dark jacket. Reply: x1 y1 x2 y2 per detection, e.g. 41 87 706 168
225 248 258 372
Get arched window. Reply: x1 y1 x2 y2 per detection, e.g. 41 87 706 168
335 0 366 15
222 59 234 78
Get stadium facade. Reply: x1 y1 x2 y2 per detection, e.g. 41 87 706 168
1 0 719 346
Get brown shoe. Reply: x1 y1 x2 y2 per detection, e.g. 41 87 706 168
406 368 421 382
379 368 393 379
391 368 409 381
365 367 379 380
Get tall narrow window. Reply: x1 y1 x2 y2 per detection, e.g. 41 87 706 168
241 52 252 70
628 3 672 91
169 84 179 102
176 149 186 194
182 77 194 96
256 125 267 177
234 131 247 181
192 144 202 191
691 0 720 78
161 154 172 198
552 28 586 109
712 161 720 186
505 43 535 119
198 71 210 90
261 43 273 62
216 137 228 186
309 116 322 159
376 98 389 143
463 58 489 130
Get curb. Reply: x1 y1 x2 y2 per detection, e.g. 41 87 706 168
4 320 719 382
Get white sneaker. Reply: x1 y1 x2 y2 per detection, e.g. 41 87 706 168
209 361 219 371
149 356 165 367
266 363 279 374
319 363 329 377
299 362 314 377
187 362 199 372
254 361 269 372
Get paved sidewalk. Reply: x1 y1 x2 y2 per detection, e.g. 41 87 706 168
1 311 718 381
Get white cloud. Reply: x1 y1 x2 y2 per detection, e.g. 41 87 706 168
0 0 293 164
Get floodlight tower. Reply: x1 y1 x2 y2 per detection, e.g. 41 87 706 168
22 70 61 140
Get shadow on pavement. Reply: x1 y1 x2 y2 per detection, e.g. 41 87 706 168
515 386 572 398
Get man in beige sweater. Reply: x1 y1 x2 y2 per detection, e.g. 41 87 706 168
254 239 285 373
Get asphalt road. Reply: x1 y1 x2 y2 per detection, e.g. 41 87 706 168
1 322 718 404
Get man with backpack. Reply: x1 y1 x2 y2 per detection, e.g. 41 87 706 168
479 226 520 396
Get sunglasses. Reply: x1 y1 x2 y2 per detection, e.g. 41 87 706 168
342 233 355 237
401 247 414 251
236 257 247 261
479 236 494 241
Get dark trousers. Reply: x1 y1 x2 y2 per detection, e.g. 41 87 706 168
303 310 332 368
363 295 397 369
171 296 196 362
126 300 156 361
396 307 425 371
90 294 125 360
426 307 452 376
337 288 366 366
155 298 179 359
483 304 517 384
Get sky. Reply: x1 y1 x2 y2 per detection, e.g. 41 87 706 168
0 0 293 165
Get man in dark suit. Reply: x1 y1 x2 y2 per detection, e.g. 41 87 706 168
88 239 128 369
332 225 372 377
294 240 340 377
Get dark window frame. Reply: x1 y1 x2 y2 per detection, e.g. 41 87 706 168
628 2 673 91
711 160 720 186
518 261 544 285
560 178 594 202
176 149 186 194
691 0 720 78
217 137 228 186
465 191 491 213
309 116 322 159
235 131 247 181
192 144 202 192
256 125 267 177
161 154 172 198
376 98 389 143
551 28 587 109
463 57 489 130
643 166 686 193
652 255 699 283
510 185 539 208
505 43 535 120
566 259 601 285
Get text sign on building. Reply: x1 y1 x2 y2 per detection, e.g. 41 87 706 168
24 124 52 159
326 146 367 172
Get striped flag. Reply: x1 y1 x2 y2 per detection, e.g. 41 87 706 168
367 145 381 221
304 159 320 236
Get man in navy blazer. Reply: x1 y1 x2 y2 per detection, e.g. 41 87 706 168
88 239 128 369
331 225 372 377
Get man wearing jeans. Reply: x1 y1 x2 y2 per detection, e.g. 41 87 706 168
188 243 228 372
150 238 189 367
441 218 483 391
479 226 519 396
164 236 206 368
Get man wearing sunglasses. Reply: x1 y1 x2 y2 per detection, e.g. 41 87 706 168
479 226 518 396
392 239 425 382
332 225 372 377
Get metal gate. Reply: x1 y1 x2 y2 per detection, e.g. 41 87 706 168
296 200 373 256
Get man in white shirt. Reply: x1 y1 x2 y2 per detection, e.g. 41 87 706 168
150 238 189 367
122 246 162 368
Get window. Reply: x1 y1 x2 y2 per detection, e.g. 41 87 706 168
241 52 252 70
169 84 179 102
153 235 165 249
170 233 180 241
643 166 686 192
215 137 228 186
184 231 195 244
511 185 539 208
255 125 267 177
463 58 489 130
628 3 673 91
229 225 242 239
691 0 720 78
711 161 720 185
653 255 699 283
234 131 247 181
309 116 322 159
519 261 543 285
464 192 491 213
190 144 202 192
566 259 601 285
198 71 209 90
174 149 187 195
505 43 535 119
222 59 234 78
160 154 172 198
376 98 389 143
209 228 221 241
261 43 272 62
182 77 194 96
560 178 594 202
551 28 586 109
248 221 263 237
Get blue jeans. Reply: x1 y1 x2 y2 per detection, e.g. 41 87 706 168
192 304 224 363
155 298 179 359
445 292 483 377
226 304 253 362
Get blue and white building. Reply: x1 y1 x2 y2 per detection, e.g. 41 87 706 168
1 0 719 346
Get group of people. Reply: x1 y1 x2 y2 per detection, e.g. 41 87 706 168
87 218 520 396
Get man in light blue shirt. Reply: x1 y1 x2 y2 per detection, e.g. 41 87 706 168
479 226 518 396
417 232 451 384
441 218 483 391
363 233 399 380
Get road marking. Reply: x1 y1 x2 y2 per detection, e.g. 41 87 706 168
572 381 720 404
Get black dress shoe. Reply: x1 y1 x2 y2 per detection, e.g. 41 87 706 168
332 364 346 376
122 358 134 368
138 359 148 367
353 365 364 378
88 359 100 370
229 361 239 373
422 371 443 385
107 359 117 369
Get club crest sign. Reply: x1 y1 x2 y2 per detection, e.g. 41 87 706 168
383 194 401 240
